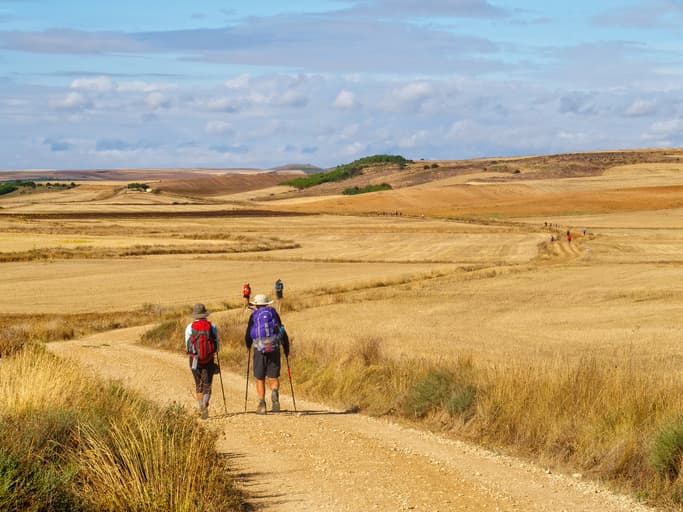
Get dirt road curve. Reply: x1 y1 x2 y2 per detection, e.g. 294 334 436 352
48 327 654 512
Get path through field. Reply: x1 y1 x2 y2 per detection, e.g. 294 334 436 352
48 327 654 512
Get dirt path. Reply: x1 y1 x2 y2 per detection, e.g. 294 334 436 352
48 327 654 512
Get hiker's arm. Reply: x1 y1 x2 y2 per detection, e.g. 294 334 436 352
244 315 253 349
212 324 219 352
280 328 290 357
184 324 193 353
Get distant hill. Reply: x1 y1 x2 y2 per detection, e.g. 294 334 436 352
270 163 324 174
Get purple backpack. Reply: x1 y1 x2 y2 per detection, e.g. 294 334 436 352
250 307 279 338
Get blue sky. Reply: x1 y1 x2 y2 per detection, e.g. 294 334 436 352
1 0 683 170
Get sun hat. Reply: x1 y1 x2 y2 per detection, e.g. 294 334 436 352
192 303 210 318
250 294 273 306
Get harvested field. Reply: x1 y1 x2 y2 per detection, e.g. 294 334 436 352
4 148 683 510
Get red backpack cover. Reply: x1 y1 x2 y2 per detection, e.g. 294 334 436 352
189 318 216 364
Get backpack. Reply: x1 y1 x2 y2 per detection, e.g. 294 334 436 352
243 284 251 296
189 318 217 364
275 280 283 292
250 307 280 353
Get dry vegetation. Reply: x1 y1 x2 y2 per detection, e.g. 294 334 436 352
3 148 683 508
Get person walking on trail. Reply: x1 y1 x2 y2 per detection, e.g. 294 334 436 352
245 294 290 414
274 278 284 309
185 303 219 420
242 283 252 311
567 230 572 243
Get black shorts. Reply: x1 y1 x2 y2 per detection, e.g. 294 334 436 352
253 348 281 379
276 291 283 299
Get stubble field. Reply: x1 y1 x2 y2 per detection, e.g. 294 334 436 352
2 150 683 509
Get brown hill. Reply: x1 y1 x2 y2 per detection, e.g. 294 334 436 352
157 172 299 197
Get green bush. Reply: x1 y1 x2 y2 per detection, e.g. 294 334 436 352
649 418 683 479
282 155 410 189
342 183 392 195
402 368 478 419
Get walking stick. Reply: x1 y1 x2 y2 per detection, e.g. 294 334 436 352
244 347 251 412
285 353 297 412
215 352 228 416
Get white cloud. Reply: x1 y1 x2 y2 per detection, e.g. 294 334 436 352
225 74 251 89
50 91 92 111
624 99 657 117
70 75 114 92
341 141 366 157
394 82 433 103
205 120 233 135
648 118 683 136
144 92 170 110
334 89 356 109
203 96 238 112
116 80 171 93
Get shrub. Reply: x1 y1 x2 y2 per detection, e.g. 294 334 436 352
282 155 409 189
649 418 683 479
342 183 392 195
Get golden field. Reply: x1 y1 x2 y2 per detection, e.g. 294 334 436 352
3 149 683 508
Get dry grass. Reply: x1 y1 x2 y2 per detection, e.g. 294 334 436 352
5 149 683 507
0 347 245 511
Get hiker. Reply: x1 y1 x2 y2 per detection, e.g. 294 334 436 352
185 303 219 420
245 294 290 414
242 283 252 310
567 230 572 243
274 278 284 302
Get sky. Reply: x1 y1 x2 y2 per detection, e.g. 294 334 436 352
1 0 683 170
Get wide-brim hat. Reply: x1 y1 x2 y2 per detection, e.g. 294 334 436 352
249 294 273 306
192 303 209 318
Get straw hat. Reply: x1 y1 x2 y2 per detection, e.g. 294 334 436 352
249 294 273 306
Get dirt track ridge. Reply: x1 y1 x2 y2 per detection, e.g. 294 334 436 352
48 326 655 512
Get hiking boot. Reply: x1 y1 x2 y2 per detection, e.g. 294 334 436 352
271 389 280 412
256 399 266 415
199 404 208 420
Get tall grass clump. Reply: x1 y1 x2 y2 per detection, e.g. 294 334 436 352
0 347 245 511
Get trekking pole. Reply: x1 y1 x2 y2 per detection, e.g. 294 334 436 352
244 347 251 412
215 352 228 416
285 353 297 412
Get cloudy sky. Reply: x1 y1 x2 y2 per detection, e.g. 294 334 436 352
1 0 682 170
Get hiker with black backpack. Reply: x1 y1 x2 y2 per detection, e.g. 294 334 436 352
186 303 219 420
245 294 290 414
274 278 284 311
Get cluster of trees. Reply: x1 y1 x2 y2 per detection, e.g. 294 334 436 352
0 180 77 196
342 183 392 195
282 154 411 190
127 182 150 191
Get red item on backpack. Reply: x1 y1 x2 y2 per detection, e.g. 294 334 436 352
189 318 216 364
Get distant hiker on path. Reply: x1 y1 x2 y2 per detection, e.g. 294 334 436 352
242 283 252 311
185 303 219 420
274 278 284 310
567 230 572 243
245 294 290 414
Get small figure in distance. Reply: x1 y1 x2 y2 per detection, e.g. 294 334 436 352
242 282 252 312
567 230 572 244
245 294 290 414
274 278 284 311
185 303 219 420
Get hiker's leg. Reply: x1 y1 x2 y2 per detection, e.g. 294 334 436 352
256 379 266 399
268 377 279 392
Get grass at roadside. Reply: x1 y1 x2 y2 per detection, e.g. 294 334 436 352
0 304 187 358
141 303 683 509
0 346 246 511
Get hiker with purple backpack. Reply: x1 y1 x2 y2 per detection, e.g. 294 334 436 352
245 294 290 414
185 303 219 419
